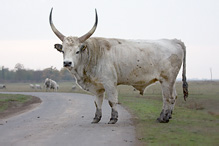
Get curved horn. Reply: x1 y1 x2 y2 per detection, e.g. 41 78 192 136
49 8 65 41
79 9 98 43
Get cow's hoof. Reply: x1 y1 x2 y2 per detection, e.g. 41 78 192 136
156 109 172 123
92 109 102 124
156 117 169 123
108 118 118 124
91 118 101 124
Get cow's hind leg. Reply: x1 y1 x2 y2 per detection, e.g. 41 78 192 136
92 89 104 124
157 81 177 123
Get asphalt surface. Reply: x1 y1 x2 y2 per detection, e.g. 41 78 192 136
0 92 136 146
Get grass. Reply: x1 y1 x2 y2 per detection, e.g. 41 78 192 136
118 81 219 145
0 94 32 112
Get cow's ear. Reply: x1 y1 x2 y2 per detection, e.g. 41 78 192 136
54 44 63 53
80 44 87 52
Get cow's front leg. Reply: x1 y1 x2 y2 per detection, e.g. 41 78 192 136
108 100 118 124
92 90 104 124
105 85 118 124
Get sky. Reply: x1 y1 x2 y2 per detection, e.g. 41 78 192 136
0 0 219 80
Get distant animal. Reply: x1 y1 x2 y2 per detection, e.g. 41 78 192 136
44 78 59 92
72 85 76 90
49 8 188 124
35 84 42 90
30 84 35 89
0 84 6 89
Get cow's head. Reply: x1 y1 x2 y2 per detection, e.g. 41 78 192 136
49 8 98 70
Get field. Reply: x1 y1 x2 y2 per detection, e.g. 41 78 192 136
0 81 219 145
0 82 86 93
118 81 219 145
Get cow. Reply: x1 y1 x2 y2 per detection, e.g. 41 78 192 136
30 84 35 89
72 85 76 90
35 84 42 90
44 78 59 92
0 84 6 89
49 8 188 124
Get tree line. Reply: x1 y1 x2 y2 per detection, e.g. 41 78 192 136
0 64 75 83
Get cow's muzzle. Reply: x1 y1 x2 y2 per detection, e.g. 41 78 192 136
63 61 72 67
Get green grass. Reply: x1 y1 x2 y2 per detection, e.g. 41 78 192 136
0 103 8 112
0 94 32 112
118 81 219 145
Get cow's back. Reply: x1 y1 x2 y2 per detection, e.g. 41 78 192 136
105 39 184 86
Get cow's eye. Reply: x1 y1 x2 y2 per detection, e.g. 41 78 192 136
80 44 87 52
76 51 80 54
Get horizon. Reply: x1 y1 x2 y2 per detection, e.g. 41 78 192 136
0 64 216 81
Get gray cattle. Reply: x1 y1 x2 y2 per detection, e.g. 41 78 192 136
0 84 6 89
35 84 42 90
44 78 58 92
49 8 188 124
30 84 35 89
72 85 76 90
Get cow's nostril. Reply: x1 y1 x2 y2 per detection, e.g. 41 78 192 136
64 61 72 67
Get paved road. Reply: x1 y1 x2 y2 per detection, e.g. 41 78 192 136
0 92 136 146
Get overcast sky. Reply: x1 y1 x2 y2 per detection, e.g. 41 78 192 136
0 0 219 80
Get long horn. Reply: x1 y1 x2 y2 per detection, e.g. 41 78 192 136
49 8 65 41
79 9 98 43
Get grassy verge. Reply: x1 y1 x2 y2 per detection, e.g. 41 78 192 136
118 81 219 145
0 94 32 112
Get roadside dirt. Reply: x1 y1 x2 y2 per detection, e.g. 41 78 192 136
0 96 41 119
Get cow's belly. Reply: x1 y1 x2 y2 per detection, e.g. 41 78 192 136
118 72 158 95
117 68 158 86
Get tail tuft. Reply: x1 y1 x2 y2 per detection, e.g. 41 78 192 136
183 78 188 101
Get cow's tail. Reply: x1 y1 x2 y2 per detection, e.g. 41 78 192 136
177 40 188 101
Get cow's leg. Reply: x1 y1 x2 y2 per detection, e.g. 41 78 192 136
157 81 176 123
92 90 104 124
108 100 118 124
104 85 118 124
171 85 177 112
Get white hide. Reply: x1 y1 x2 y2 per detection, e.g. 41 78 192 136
44 78 58 92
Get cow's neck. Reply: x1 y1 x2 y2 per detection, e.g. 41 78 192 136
72 65 90 82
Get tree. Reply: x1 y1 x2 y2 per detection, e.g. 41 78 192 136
14 63 24 71
1 66 5 80
0 65 75 83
